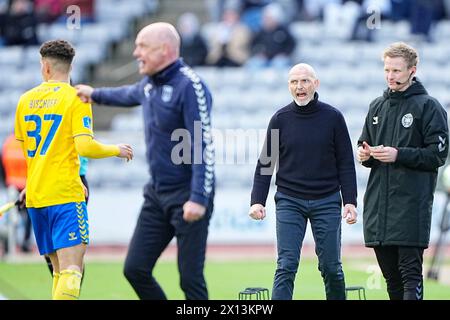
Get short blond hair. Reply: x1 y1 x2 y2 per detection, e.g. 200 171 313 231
382 42 419 68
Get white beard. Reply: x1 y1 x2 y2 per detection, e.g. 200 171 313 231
295 97 313 106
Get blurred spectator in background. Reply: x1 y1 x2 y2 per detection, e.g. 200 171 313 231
177 12 208 67
276 0 299 23
0 0 7 12
205 0 227 22
292 0 308 20
246 3 296 69
1 133 32 253
389 0 411 22
207 0 271 31
322 0 360 40
35 0 63 24
409 0 444 42
0 0 8 46
240 0 272 31
206 6 251 67
444 0 450 18
0 0 39 46
301 0 341 21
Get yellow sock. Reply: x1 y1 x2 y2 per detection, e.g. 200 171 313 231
53 269 82 300
52 272 60 299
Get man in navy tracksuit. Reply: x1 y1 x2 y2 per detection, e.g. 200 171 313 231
249 63 358 300
76 23 214 300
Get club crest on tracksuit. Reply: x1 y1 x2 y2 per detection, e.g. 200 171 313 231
144 83 153 98
401 113 413 128
83 116 92 129
162 85 173 102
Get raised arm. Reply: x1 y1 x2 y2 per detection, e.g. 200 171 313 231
76 80 144 107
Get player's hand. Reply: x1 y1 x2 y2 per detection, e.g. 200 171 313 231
356 141 371 163
117 144 133 161
75 84 94 103
342 204 357 225
370 146 398 163
183 201 206 222
249 204 266 220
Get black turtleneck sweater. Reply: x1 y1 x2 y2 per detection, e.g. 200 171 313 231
251 93 357 207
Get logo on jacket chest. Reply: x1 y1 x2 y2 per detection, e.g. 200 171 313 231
162 85 173 102
144 83 153 98
373 116 379 125
401 113 413 128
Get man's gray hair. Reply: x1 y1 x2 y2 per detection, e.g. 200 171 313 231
289 63 317 79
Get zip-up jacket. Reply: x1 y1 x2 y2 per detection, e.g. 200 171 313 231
358 78 448 248
92 59 214 206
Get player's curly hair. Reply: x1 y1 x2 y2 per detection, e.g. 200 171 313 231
39 40 75 65
382 42 419 68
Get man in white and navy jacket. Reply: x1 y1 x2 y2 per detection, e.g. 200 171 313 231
76 22 214 300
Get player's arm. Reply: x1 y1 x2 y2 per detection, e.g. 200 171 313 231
74 135 133 160
72 97 133 160
76 81 143 107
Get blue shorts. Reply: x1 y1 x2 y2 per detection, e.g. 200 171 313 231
28 202 89 255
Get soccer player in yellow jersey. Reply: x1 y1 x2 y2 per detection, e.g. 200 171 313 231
14 40 133 300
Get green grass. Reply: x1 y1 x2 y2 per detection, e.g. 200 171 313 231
0 258 449 300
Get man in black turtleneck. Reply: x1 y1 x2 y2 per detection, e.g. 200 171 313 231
357 42 448 300
249 63 358 300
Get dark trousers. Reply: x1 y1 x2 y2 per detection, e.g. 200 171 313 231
374 246 424 300
272 191 345 300
19 206 32 251
123 183 213 300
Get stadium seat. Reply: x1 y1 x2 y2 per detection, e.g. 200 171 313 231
0 46 24 66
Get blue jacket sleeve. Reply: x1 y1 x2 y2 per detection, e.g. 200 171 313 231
91 81 143 107
182 80 214 206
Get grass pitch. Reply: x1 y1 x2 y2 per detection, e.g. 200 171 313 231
0 257 449 300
